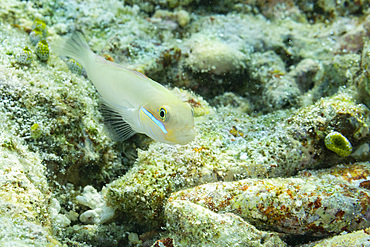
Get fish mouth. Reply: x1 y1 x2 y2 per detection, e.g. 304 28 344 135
166 128 195 145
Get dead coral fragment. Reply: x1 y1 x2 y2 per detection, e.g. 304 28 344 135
165 199 286 246
312 227 370 247
151 9 190 28
29 29 44 46
167 162 370 237
325 131 352 157
15 46 33 65
186 35 246 75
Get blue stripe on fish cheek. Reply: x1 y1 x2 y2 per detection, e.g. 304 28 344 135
141 107 168 134
149 126 158 140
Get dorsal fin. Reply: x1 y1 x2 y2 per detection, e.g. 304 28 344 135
127 69 149 80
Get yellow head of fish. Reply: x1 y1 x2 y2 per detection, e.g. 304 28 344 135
139 96 195 145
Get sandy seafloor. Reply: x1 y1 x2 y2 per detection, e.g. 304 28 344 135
0 0 370 246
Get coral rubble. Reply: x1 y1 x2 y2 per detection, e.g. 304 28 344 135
0 0 370 246
166 162 370 239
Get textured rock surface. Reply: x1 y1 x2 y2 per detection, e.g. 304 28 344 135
104 92 370 230
165 200 286 246
1 0 370 246
0 118 61 246
311 227 370 247
166 162 370 237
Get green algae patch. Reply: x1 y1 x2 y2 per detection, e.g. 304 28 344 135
35 39 49 62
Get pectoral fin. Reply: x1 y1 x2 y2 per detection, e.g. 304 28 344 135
99 98 137 141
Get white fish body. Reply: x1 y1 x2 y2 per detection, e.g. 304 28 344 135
53 32 195 145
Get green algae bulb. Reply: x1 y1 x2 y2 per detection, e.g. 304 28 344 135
324 131 352 157
35 40 49 62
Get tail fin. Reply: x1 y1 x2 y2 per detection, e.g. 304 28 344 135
52 32 92 68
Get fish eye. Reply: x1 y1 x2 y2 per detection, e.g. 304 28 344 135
158 107 167 121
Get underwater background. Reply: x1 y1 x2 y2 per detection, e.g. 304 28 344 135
0 0 370 246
